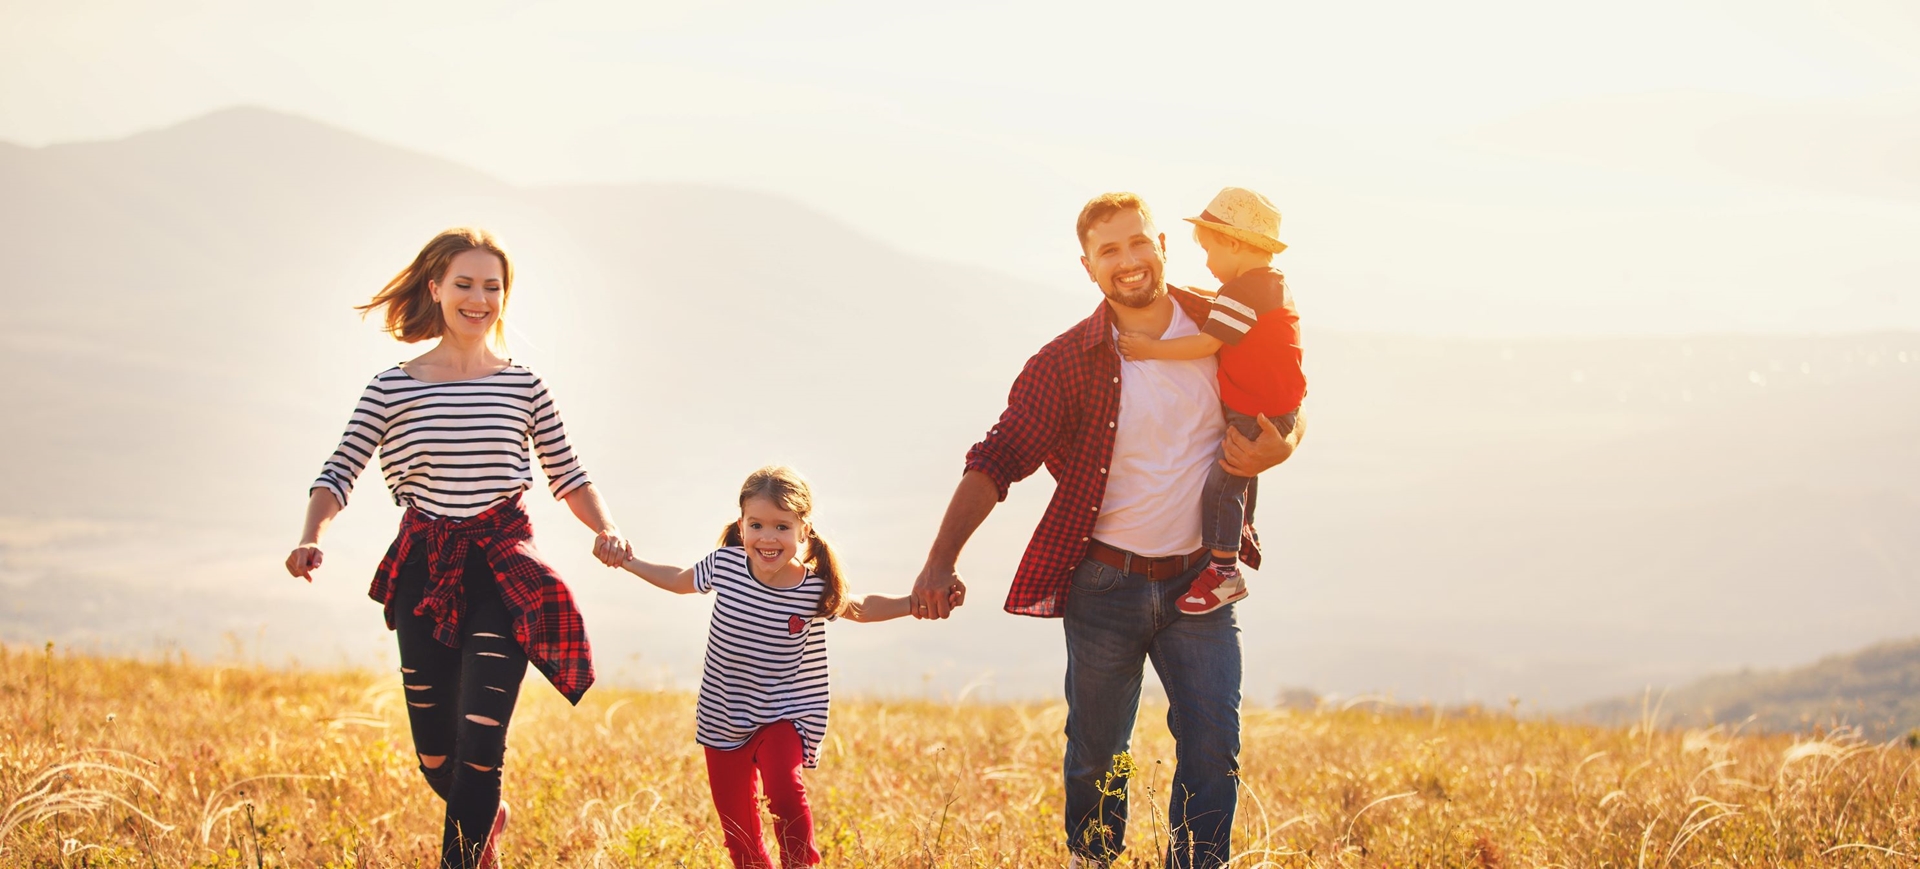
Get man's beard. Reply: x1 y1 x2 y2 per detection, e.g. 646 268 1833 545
1100 265 1166 309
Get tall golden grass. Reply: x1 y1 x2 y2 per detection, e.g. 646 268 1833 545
3 643 1918 867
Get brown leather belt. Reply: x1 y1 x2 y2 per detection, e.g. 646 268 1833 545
1085 539 1209 582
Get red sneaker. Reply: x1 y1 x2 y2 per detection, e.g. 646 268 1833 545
478 801 509 869
1178 566 1247 615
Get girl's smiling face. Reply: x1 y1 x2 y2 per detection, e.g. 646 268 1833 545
738 495 807 578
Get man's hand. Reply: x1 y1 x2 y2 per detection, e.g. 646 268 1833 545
1220 412 1304 477
911 561 968 620
910 471 998 619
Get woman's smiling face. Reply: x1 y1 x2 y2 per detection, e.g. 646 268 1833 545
428 248 506 342
738 495 807 577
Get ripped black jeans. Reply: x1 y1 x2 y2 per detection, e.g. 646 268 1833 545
394 548 530 869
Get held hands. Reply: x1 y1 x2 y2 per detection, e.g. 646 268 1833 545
910 561 968 620
592 529 633 567
1220 412 1303 477
286 544 323 582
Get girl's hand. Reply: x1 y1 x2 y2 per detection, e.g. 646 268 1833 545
592 530 633 567
286 544 324 581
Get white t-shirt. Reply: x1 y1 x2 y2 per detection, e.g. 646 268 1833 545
1090 302 1226 556
692 546 833 768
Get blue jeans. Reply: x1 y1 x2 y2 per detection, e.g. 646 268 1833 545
1201 408 1295 554
1063 556 1242 868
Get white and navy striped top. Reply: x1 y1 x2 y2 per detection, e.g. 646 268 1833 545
693 547 834 768
310 365 590 519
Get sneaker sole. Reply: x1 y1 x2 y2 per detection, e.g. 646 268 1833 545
479 802 509 869
1178 588 1248 615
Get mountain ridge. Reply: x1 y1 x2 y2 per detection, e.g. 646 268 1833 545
1582 636 1920 736
3 106 1918 709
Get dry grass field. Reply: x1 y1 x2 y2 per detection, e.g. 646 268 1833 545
3 644 1919 867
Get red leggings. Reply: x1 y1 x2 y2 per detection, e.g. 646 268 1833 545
703 722 820 869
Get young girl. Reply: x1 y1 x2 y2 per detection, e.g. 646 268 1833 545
285 227 631 869
622 465 934 869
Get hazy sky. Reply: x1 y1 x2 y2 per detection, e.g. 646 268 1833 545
5 0 1917 335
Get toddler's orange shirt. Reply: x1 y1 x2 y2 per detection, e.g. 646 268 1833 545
1198 267 1306 418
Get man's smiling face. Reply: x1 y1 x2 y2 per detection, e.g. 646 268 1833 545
1080 207 1168 309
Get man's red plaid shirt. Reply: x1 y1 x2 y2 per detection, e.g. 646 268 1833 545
370 495 595 704
966 288 1262 618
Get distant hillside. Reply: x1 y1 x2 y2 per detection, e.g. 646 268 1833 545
1583 637 1920 736
3 106 1919 709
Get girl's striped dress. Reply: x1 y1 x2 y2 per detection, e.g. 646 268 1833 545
692 546 833 768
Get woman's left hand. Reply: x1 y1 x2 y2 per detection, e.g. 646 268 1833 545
592 530 632 567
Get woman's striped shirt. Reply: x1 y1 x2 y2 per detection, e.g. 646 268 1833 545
692 547 833 768
310 365 590 519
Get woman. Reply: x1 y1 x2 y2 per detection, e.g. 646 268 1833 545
285 227 630 869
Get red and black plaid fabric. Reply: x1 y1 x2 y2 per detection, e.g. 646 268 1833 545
370 495 594 704
966 288 1261 618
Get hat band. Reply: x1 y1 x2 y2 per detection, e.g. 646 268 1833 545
1198 209 1274 239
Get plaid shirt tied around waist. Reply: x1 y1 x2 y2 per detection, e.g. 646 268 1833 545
370 495 595 704
965 289 1261 618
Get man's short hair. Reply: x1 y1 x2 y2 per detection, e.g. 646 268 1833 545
1076 192 1155 251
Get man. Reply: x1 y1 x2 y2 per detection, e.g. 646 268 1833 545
910 192 1303 867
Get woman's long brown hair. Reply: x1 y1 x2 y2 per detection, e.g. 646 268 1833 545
718 465 848 618
355 227 513 347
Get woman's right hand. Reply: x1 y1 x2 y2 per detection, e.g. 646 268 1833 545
286 544 324 581
289 490 344 583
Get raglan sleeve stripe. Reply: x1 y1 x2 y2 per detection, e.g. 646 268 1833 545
1201 308 1254 345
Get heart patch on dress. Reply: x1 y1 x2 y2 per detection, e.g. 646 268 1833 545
788 615 805 635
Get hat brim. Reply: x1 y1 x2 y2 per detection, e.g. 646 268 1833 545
1185 217 1287 254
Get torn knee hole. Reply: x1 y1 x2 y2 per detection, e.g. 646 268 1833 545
407 701 436 708
464 762 495 772
404 684 432 691
476 651 509 658
419 754 446 769
465 714 501 727
400 667 417 674
472 632 506 639
486 685 507 693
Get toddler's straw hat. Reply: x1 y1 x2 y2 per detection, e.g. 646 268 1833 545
1185 187 1287 254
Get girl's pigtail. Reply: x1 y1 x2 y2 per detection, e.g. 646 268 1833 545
806 527 849 618
718 521 744 549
